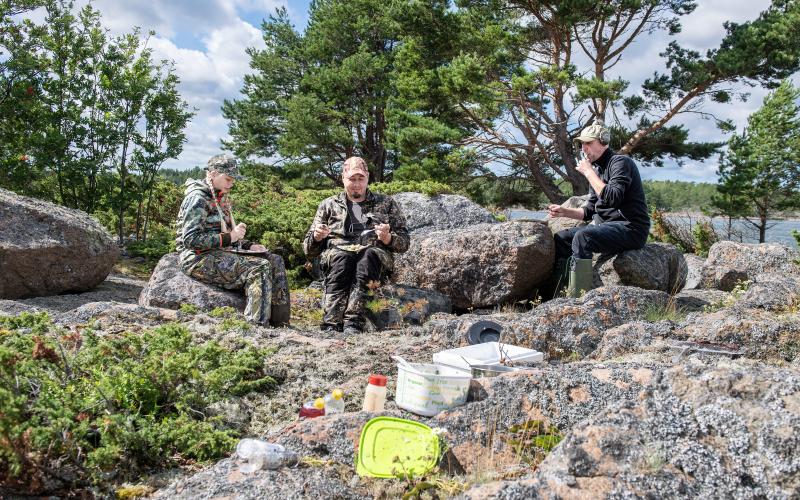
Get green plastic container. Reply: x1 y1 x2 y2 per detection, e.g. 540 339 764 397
355 416 440 478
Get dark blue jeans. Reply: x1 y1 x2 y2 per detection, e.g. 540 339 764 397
554 222 648 260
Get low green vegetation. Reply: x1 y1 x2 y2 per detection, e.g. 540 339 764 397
0 312 278 495
209 306 237 318
644 301 687 323
650 208 720 255
179 303 200 315
505 420 563 466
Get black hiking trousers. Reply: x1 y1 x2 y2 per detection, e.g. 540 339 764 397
554 222 648 260
321 247 385 331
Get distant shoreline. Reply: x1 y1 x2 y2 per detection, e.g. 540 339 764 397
505 207 800 222
662 211 800 222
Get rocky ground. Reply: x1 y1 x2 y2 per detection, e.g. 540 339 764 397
2 249 799 499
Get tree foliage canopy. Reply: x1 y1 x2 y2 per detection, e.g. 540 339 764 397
712 79 800 242
416 0 800 202
0 0 193 242
225 0 800 202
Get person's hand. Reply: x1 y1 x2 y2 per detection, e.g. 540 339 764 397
313 223 331 242
547 204 566 218
576 157 594 178
375 223 392 245
249 244 267 252
230 222 247 243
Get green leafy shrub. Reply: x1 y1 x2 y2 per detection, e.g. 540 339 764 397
209 306 236 318
0 313 278 495
233 180 337 287
125 226 176 261
220 317 250 332
179 303 199 314
692 220 718 257
793 230 800 264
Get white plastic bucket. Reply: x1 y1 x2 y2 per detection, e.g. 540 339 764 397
395 362 471 417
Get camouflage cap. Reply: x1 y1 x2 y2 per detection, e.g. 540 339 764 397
573 120 611 145
342 156 369 178
206 154 245 180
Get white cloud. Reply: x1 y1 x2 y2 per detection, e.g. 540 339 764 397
141 16 267 169
640 159 720 183
677 0 772 50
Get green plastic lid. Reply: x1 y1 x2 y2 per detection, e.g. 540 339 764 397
355 416 440 478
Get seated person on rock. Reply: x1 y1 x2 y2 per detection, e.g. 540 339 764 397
303 157 409 335
175 154 290 326
547 120 650 297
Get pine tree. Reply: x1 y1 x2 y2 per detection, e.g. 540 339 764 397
713 80 800 242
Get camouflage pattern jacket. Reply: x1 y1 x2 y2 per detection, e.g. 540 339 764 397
175 179 253 271
302 190 410 270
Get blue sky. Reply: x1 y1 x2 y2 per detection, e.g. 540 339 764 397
46 0 790 183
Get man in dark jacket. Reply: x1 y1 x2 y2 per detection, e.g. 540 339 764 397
303 157 409 334
547 121 650 297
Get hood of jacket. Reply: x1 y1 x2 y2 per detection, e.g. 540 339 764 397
184 178 212 198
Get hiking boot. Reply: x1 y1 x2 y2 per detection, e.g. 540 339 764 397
567 258 594 298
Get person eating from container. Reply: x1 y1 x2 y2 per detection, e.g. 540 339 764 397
302 156 409 335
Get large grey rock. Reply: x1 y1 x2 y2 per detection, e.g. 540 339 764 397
678 307 800 363
427 286 670 360
153 362 658 500
516 360 800 499
394 221 555 309
546 194 589 235
594 242 687 293
272 362 657 475
392 192 497 234
138 253 245 311
364 284 452 329
682 252 705 290
701 241 800 291
590 320 678 361
0 188 119 299
152 455 370 499
505 286 670 359
0 274 144 316
736 274 800 312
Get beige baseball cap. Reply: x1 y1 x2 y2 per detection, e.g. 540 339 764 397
573 120 611 145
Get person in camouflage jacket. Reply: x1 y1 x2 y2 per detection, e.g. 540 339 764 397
303 157 409 334
176 154 290 326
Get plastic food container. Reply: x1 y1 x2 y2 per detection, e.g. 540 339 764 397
433 342 544 374
395 361 471 417
356 417 440 478
469 363 534 378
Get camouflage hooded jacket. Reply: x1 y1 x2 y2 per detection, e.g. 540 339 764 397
175 179 253 270
302 190 410 270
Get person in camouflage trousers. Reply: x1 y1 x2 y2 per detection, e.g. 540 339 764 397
303 157 409 334
176 154 290 326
